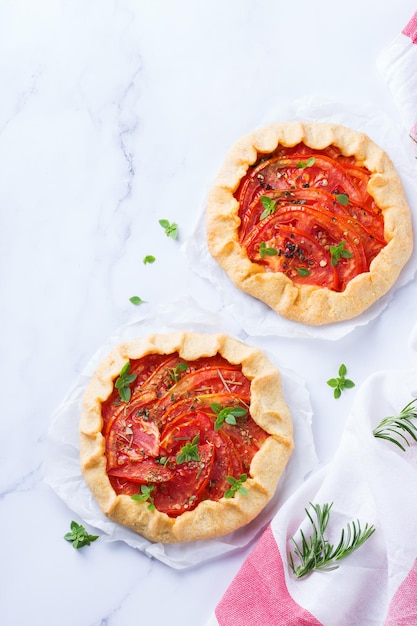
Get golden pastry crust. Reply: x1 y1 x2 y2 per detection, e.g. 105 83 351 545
206 121 413 325
80 332 293 543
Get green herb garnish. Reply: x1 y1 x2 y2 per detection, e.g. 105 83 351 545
329 240 353 267
143 255 156 264
335 193 349 206
259 196 277 220
296 267 311 276
176 435 200 464
259 241 278 259
327 364 355 399
210 403 248 430
64 521 99 549
115 361 137 403
159 219 178 239
295 157 315 169
288 502 375 579
131 484 155 510
168 361 189 383
373 398 417 451
224 474 248 498
129 296 146 305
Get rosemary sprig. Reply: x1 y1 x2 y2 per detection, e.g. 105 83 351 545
373 398 417 451
288 502 375 579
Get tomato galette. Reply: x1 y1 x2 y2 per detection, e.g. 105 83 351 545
79 332 293 543
206 121 413 325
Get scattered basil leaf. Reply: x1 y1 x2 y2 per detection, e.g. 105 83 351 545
259 196 277 220
259 241 278 259
64 521 99 549
296 267 311 276
168 361 189 383
335 193 349 206
176 435 200 464
327 363 355 399
210 403 248 430
296 157 315 169
143 255 156 264
115 361 137 403
130 296 146 305
224 474 248 498
131 484 155 510
159 219 178 239
329 241 353 267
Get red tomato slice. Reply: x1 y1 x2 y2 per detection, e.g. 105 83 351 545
221 417 269 473
243 202 368 291
198 430 243 502
152 444 215 516
108 458 174 484
151 365 250 424
248 155 363 201
101 354 269 516
158 409 247 506
154 389 249 433
106 415 160 469
235 143 386 292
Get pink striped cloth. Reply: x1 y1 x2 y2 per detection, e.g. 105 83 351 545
207 368 417 626
206 17 417 626
378 11 417 148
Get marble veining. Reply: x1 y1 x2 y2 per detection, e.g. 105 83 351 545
2 1 417 625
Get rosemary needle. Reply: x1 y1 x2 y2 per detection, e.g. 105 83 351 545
288 502 375 579
373 398 417 451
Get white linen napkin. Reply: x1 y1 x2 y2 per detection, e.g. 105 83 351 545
377 11 417 154
207 365 417 626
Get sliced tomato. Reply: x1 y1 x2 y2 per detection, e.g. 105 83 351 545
221 417 268 473
243 200 369 291
198 431 243 502
102 354 269 516
169 365 250 397
235 142 386 292
106 415 160 469
150 365 250 424
152 444 214 516
108 458 174 484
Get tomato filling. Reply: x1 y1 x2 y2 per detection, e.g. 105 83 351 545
235 143 386 292
102 353 269 517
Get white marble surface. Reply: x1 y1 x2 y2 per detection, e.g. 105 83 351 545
2 1 417 625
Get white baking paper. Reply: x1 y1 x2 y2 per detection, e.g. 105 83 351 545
43 298 318 569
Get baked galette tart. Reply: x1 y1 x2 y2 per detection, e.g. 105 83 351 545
206 121 413 325
80 332 293 543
